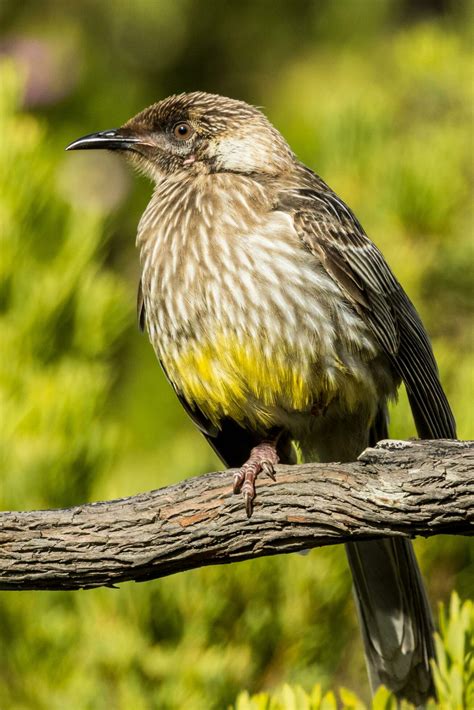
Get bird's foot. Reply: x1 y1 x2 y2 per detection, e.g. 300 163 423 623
233 440 279 517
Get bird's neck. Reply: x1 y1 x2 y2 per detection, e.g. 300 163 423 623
136 172 275 296
137 171 271 250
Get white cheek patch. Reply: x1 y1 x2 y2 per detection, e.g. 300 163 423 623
215 136 270 173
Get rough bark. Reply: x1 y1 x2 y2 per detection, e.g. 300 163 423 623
0 439 472 591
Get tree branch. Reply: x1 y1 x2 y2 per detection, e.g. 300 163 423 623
0 439 472 591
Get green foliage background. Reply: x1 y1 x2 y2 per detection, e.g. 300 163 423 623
0 1 472 708
234 593 474 709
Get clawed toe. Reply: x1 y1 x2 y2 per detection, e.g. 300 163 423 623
241 478 256 517
261 461 276 480
233 440 279 517
233 470 245 494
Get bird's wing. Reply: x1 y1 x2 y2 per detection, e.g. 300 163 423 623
137 279 262 467
277 181 456 439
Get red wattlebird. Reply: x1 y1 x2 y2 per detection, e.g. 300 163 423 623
67 93 456 703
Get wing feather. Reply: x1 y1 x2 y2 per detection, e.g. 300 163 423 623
278 178 456 439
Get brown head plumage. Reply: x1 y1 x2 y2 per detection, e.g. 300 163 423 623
67 92 294 179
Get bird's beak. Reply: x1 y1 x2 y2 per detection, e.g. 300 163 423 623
66 128 143 152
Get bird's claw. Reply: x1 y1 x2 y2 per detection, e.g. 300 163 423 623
244 488 254 518
261 461 276 480
233 472 244 494
233 440 279 517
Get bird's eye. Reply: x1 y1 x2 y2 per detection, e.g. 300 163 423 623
173 122 194 140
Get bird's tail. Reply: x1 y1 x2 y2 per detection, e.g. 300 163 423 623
345 406 435 705
305 405 437 703
345 538 435 704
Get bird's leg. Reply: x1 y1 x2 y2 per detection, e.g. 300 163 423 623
233 439 280 517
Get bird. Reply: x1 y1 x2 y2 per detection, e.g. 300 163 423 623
67 92 456 704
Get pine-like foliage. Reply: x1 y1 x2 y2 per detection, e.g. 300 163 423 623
0 64 130 510
234 594 474 709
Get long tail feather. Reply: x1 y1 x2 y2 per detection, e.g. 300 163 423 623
345 406 437 704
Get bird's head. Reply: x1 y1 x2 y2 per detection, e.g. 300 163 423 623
66 92 294 181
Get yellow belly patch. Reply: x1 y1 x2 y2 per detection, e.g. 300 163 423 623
162 332 341 428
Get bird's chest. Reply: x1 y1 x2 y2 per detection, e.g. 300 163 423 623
137 181 377 427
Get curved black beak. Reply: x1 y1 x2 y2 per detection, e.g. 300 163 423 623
66 129 142 152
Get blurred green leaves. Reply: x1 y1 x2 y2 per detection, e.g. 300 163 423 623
0 62 130 508
433 593 474 709
233 593 474 709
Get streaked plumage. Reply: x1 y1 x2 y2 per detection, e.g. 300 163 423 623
137 171 393 435
67 91 457 704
